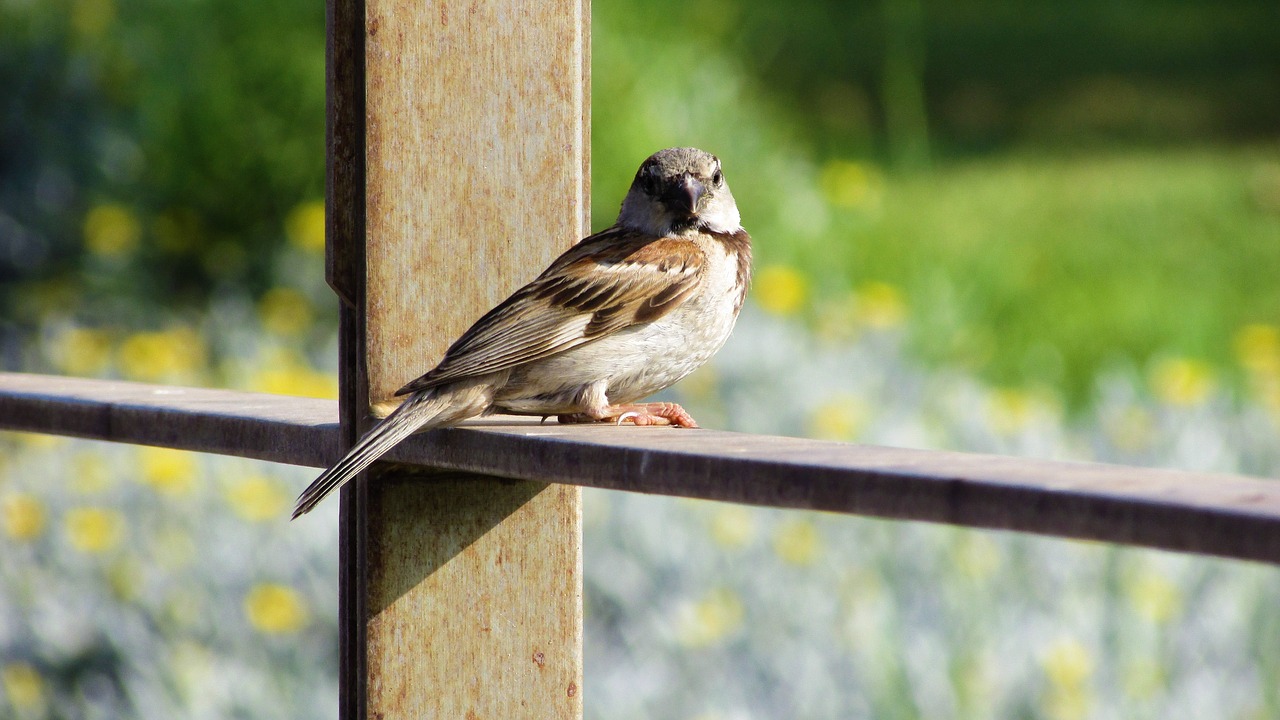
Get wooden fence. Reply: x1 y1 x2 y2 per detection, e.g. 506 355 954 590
2 1 1278 718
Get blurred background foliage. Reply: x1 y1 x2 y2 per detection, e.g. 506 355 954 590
3 0 1280 717
1 0 328 387
1 0 1278 408
591 0 1280 408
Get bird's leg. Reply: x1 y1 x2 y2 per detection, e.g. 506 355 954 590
557 402 699 428
610 402 699 428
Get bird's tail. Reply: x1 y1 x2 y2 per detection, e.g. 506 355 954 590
292 390 448 519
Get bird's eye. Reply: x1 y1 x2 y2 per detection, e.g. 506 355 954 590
712 169 723 185
643 173 661 193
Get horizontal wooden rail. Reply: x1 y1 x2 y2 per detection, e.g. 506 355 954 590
0 372 340 467
3 371 1279 563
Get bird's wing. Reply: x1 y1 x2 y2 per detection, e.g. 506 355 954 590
395 227 706 395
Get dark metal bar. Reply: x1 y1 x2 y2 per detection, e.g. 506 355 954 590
0 372 338 466
3 371 1278 564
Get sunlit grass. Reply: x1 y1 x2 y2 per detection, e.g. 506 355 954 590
800 145 1280 407
591 11 1279 411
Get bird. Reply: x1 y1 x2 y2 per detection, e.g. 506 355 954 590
291 147 752 518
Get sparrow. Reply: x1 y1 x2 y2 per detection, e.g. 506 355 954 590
292 147 751 518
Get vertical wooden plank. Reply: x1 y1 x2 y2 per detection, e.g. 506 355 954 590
364 1 590 394
348 0 588 718
367 475 582 718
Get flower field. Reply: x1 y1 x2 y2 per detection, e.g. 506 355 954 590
3 0 1279 716
3 294 1280 718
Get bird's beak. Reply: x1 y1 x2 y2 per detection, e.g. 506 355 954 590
663 175 706 217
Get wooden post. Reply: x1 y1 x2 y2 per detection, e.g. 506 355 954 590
327 1 588 717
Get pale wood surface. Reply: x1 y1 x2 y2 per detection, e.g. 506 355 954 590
363 0 590 402
349 0 589 717
4 372 1280 565
367 477 581 719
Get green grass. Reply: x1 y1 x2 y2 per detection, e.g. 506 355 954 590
791 145 1280 406
589 0 1280 410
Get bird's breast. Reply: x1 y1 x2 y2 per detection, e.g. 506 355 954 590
496 236 749 413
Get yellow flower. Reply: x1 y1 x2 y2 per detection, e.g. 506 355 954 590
1149 357 1215 406
117 327 207 382
244 583 310 634
1043 637 1092 688
675 588 744 647
1124 569 1181 623
1 662 45 712
225 475 289 522
286 200 326 253
754 265 808 316
52 326 113 376
65 507 124 553
988 387 1034 436
808 395 866 441
1235 323 1280 374
3 494 46 541
774 518 821 566
252 366 338 399
6 431 63 450
83 203 139 257
138 447 198 496
258 287 314 337
1041 637 1094 720
819 159 883 211
855 282 906 329
249 348 337 399
708 505 756 549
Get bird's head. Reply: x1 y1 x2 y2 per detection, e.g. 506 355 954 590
616 147 742 237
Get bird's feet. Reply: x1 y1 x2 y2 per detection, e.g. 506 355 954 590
557 402 699 428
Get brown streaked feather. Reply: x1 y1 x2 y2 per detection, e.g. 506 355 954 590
713 228 753 312
395 228 707 396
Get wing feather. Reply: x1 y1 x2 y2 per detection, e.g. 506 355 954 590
395 228 706 395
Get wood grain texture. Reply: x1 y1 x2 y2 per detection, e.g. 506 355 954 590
2 372 1280 564
363 0 590 402
353 0 589 717
366 477 581 719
